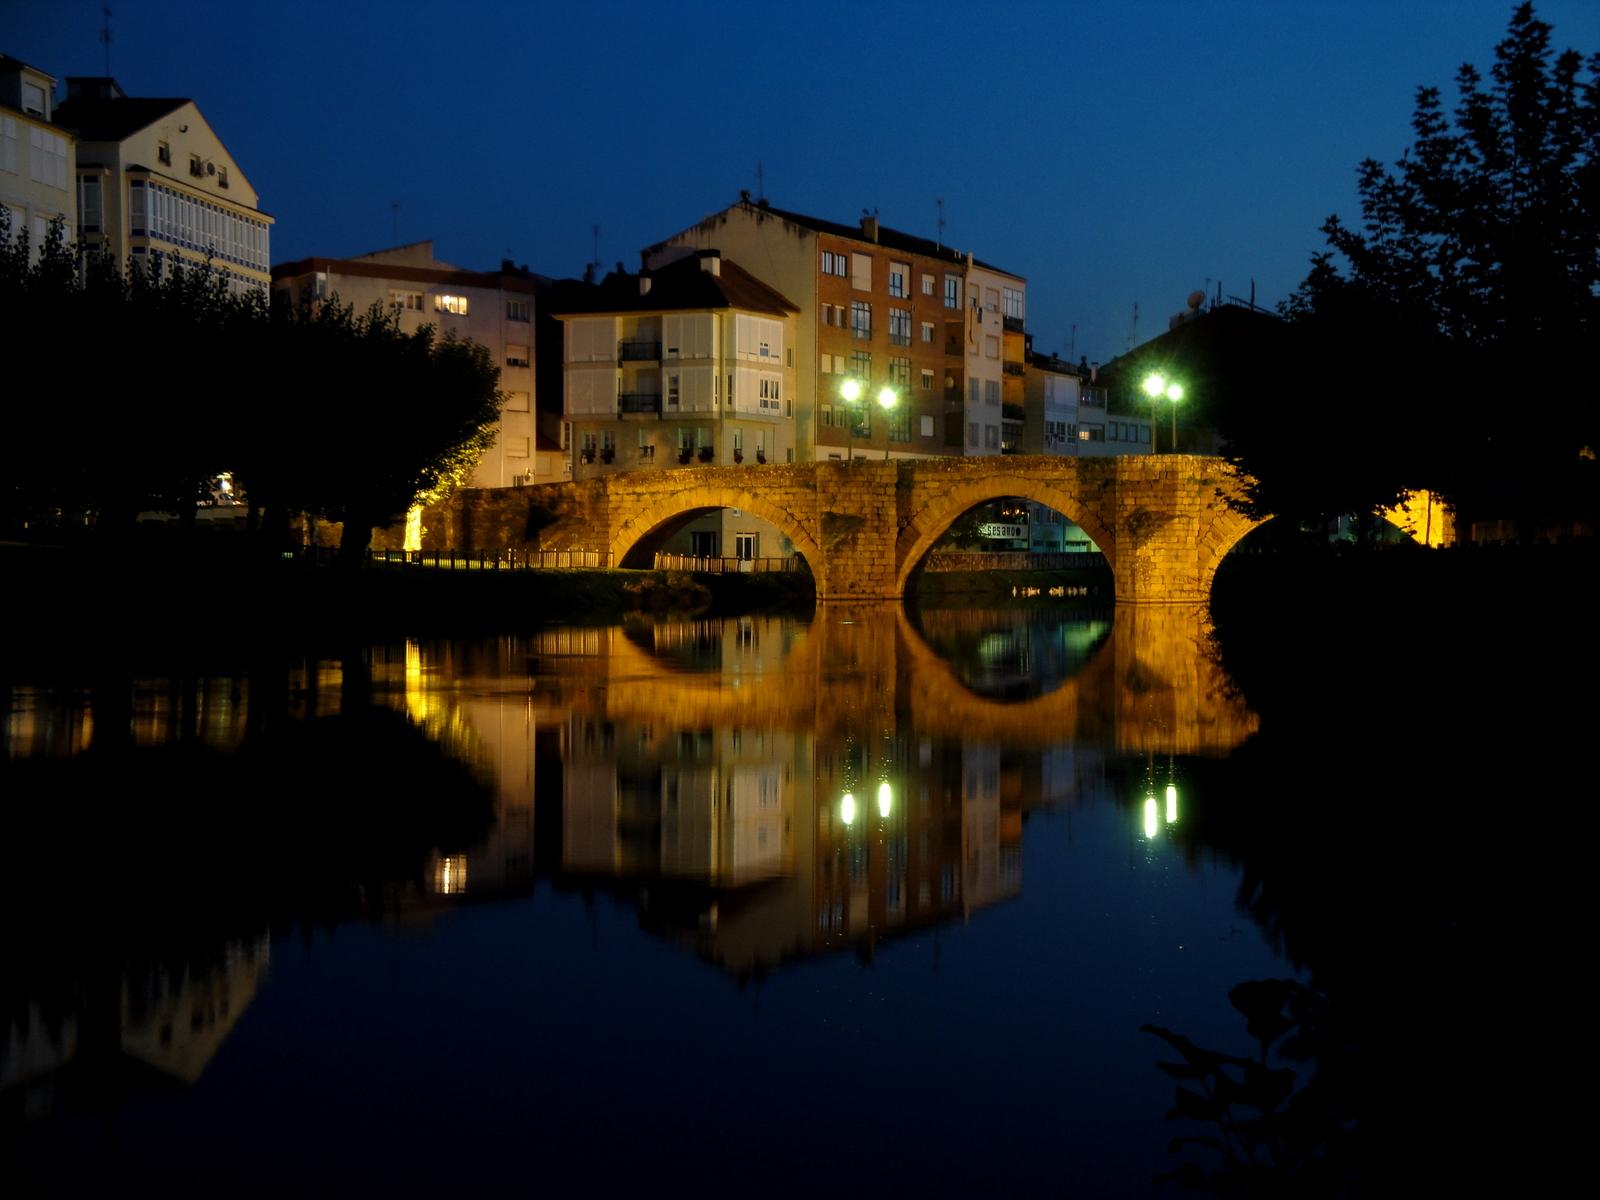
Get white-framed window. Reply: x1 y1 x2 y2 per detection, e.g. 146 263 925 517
21 81 46 117
888 261 909 298
985 425 999 448
889 307 911 346
985 335 1000 359
944 275 961 308
985 380 1000 405
921 273 935 296
28 127 68 189
77 176 101 232
505 343 530 367
920 321 935 343
821 250 848 276
389 289 423 311
920 368 934 390
985 288 999 313
436 294 469 315
506 298 531 321
1003 286 1024 320
968 421 979 447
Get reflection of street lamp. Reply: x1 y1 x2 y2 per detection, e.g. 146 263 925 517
1141 372 1184 453
841 791 857 826
877 781 893 818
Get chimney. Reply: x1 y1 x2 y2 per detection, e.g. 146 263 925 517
639 275 652 296
860 212 879 243
697 249 721 276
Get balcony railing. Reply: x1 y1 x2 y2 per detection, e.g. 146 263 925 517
1003 315 1025 333
945 340 964 357
618 340 661 361
1003 361 1025 377
1002 403 1026 422
618 392 662 414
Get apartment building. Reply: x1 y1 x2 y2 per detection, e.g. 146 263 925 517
54 76 271 294
645 195 1024 461
1021 348 1150 458
0 55 74 255
271 242 560 489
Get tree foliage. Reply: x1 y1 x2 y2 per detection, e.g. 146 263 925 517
1231 2 1598 528
0 213 501 552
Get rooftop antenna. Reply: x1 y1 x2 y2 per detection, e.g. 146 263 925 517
100 6 113 77
1126 301 1139 352
935 197 945 250
390 201 399 244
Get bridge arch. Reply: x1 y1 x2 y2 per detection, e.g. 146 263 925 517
893 473 1117 597
610 484 822 572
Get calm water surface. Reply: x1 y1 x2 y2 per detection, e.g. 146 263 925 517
5 604 1296 1194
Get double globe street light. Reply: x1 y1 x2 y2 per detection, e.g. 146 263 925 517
1141 372 1184 454
839 377 899 461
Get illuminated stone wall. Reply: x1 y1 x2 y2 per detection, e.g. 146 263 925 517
424 454 1264 603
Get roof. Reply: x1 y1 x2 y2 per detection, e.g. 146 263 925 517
547 253 800 318
0 54 57 82
54 93 190 141
650 196 1023 280
270 254 537 294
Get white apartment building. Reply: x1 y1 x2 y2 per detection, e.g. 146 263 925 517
0 55 74 256
271 242 561 490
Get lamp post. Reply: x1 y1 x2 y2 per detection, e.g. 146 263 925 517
1141 372 1184 453
875 385 898 461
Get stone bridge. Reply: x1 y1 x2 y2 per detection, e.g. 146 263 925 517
427 455 1264 604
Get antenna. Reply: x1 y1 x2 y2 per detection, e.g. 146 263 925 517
935 197 945 250
1126 302 1139 352
390 201 399 244
100 6 113 77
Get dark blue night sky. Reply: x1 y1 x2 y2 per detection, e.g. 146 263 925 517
7 0 1598 362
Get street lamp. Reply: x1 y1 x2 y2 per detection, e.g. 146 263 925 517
1141 372 1184 453
839 377 862 461
875 385 898 461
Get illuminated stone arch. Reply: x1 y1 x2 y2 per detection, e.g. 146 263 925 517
893 471 1117 597
609 483 823 572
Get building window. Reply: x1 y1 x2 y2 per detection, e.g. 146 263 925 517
920 368 934 390
985 425 1000 449
889 307 911 346
157 140 172 166
821 403 834 427
21 81 46 116
944 276 961 309
1003 286 1024 319
28 128 68 189
920 414 935 437
850 301 872 340
888 356 911 388
436 294 469 315
506 298 530 321
218 166 229 189
921 273 935 296
968 421 979 447
505 435 531 458
506 343 530 367
850 350 872 382
888 261 909 298
77 176 101 233
888 403 911 442
1079 424 1104 442
850 252 873 290
505 390 530 411
1140 425 1151 443
985 288 999 313
985 380 1000 405
920 320 935 344
821 250 848 276
984 335 1000 359
389 289 423 311
667 373 681 407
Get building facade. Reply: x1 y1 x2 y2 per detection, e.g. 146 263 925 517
0 55 74 256
645 196 1024 462
54 77 271 294
271 242 561 490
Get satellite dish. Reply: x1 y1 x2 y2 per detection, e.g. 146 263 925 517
1186 290 1205 310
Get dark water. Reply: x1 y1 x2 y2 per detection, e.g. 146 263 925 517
0 604 1367 1193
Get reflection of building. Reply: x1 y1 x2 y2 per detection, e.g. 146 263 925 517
3 936 269 1117
271 242 559 489
55 75 272 294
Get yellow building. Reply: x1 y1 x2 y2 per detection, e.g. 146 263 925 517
272 242 564 489
54 76 272 294
0 55 75 254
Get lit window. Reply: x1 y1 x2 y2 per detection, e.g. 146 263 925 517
436 294 469 315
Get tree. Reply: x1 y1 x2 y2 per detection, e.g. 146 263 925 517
1234 3 1598 530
